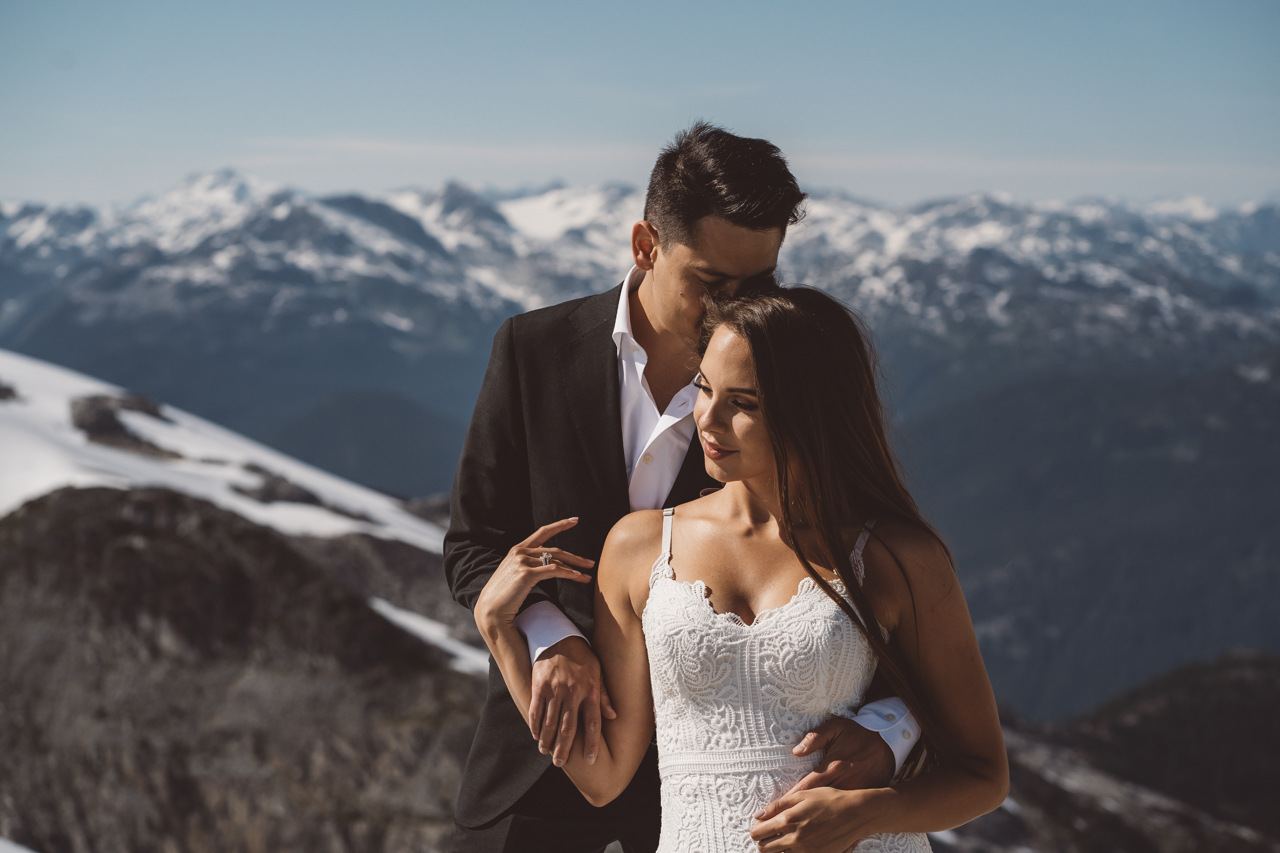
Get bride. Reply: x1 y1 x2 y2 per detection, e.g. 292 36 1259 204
475 287 1009 852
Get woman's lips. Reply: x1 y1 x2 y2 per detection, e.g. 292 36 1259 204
701 436 737 461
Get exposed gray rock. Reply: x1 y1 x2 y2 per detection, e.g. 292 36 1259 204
233 463 375 523
403 494 450 528
0 487 484 853
1058 650 1280 837
69 393 179 458
952 726 1280 853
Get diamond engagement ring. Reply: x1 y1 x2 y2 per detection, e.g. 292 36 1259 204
540 551 553 566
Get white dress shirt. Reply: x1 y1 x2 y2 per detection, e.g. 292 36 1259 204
512 267 920 774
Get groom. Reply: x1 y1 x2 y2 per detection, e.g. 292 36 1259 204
445 122 921 852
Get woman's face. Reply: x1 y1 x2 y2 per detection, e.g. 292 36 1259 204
694 326 775 483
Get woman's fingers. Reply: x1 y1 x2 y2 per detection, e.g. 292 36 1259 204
525 546 596 569
521 562 592 585
751 792 801 836
750 812 795 844
754 792 792 823
754 829 797 852
518 517 580 548
505 558 591 588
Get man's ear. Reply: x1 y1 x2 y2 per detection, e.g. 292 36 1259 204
632 221 660 271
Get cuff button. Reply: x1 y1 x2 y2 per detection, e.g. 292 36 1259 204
903 731 912 740
885 713 896 721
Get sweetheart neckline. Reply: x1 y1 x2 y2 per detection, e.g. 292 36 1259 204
649 561 848 629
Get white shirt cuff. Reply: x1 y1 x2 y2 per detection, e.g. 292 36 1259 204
849 697 920 778
512 600 589 667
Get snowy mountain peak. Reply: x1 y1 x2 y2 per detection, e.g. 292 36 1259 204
498 183 642 243
117 169 283 254
1145 196 1220 222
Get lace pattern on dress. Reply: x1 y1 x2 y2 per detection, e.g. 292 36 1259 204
642 508 929 852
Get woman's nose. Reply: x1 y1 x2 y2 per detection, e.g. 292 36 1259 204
696 398 723 432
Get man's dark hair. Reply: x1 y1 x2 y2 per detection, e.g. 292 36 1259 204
643 121 807 248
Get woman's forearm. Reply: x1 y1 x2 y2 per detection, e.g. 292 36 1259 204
859 757 1009 836
476 618 637 807
478 619 537 719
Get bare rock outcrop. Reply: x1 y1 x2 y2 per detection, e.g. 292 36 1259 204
0 487 484 853
69 393 179 458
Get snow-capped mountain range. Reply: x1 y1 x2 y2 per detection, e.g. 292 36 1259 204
4 171 1277 497
4 168 1277 341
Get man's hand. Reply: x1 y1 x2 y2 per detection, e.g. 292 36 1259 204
786 716 895 796
529 635 617 767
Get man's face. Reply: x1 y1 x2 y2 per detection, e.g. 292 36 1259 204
643 216 783 348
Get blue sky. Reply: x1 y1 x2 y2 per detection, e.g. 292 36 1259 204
2 0 1277 206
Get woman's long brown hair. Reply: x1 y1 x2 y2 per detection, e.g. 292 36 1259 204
702 286 952 777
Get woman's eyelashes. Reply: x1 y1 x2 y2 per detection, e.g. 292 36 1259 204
692 374 758 411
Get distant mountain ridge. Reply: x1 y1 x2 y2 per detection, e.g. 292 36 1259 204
3 172 1279 719
4 173 1276 434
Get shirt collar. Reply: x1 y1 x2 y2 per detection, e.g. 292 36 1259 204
612 266 646 354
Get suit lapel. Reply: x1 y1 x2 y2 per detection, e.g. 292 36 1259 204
556 288 631 519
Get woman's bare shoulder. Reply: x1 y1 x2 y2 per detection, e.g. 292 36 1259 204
600 510 664 578
861 519 957 603
605 509 664 550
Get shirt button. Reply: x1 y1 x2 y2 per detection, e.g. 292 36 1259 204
885 713 896 722
642 454 654 465
903 731 912 740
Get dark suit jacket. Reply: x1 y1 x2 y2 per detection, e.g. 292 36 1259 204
445 284 717 827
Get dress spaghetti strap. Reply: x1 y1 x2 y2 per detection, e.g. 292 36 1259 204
850 519 876 583
649 507 677 589
661 507 675 561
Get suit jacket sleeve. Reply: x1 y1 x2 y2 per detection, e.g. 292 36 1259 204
444 316 551 613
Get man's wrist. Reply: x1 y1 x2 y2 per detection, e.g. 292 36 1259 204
850 698 919 779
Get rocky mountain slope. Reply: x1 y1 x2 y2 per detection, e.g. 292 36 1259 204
936 651 1280 853
0 487 485 853
939 721 1278 853
1058 649 1280 837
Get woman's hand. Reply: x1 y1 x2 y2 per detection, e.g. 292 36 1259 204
474 517 595 639
750 787 884 853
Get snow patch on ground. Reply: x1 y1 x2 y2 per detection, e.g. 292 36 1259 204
369 598 489 675
0 348 500 674
0 838 38 853
0 348 444 554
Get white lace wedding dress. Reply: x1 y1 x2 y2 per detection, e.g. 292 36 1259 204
642 507 931 853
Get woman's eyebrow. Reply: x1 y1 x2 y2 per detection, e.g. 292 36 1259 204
726 386 758 395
